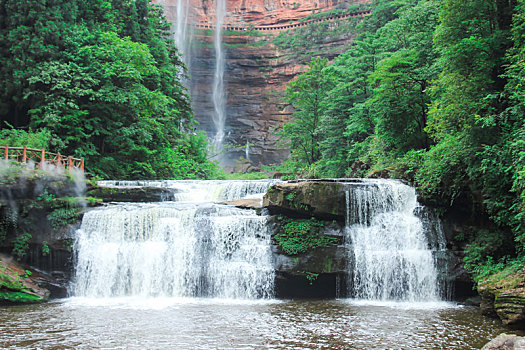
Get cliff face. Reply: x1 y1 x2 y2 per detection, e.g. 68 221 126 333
155 0 370 167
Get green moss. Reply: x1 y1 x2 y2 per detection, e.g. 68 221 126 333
323 257 333 273
0 291 41 303
479 263 525 295
47 207 82 230
274 217 337 255
12 232 31 260
0 264 43 303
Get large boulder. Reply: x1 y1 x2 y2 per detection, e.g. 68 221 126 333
482 334 525 350
263 181 347 220
479 268 525 327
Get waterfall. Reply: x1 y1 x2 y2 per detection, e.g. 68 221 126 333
97 179 280 202
345 180 446 302
175 0 192 75
73 180 277 299
212 0 226 148
245 141 251 161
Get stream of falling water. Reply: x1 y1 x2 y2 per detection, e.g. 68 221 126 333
175 0 192 76
212 0 226 149
72 180 277 299
345 179 447 301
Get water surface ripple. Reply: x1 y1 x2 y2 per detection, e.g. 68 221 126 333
0 299 512 349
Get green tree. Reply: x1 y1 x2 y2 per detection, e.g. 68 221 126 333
283 57 330 167
0 0 214 179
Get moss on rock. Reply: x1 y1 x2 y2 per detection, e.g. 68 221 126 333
478 267 525 326
0 256 49 304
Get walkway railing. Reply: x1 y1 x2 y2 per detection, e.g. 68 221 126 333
195 9 372 33
2 145 84 173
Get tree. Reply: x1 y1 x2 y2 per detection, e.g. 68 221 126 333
283 57 330 166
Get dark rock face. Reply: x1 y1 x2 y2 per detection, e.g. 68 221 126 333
273 245 348 298
87 186 178 202
0 169 87 290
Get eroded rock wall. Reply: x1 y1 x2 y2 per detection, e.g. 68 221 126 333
155 0 370 166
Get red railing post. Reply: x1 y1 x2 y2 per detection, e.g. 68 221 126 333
80 158 84 172
3 145 7 160
40 148 45 169
22 145 27 163
68 156 73 170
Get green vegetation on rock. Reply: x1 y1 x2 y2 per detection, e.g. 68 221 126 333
274 217 338 255
0 261 45 304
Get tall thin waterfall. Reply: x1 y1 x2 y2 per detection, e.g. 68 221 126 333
73 180 277 299
212 0 226 148
175 0 192 73
345 180 446 301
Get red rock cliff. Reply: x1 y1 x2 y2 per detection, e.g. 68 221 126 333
154 0 370 167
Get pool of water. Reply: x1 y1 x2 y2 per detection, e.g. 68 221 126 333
0 298 515 349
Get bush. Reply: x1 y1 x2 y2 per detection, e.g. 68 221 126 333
0 127 52 149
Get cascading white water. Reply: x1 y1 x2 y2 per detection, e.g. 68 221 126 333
212 0 226 148
345 180 445 301
73 180 276 299
97 179 280 202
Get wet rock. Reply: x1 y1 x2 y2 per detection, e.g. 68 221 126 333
263 181 346 220
272 245 347 275
231 158 262 174
478 268 525 327
0 255 50 304
482 333 525 350
88 186 178 202
221 198 262 209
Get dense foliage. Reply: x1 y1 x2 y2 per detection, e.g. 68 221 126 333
281 0 525 278
0 0 219 179
274 217 338 255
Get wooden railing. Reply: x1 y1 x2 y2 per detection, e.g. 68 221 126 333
1 145 84 173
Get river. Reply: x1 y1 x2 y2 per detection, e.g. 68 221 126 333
0 298 509 349
0 179 517 349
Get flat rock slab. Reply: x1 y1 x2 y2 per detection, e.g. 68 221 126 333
221 198 262 209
